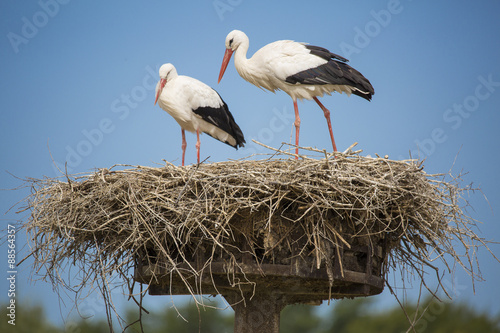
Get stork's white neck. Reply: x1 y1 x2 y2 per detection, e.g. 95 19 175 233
233 37 259 85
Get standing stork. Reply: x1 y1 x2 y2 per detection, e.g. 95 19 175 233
155 63 245 166
218 30 374 157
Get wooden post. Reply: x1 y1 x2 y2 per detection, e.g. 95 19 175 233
224 291 286 333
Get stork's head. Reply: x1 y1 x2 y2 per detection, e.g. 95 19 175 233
224 30 247 51
218 30 248 83
155 63 177 105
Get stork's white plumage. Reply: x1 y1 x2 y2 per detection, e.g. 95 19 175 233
218 30 374 157
155 63 245 166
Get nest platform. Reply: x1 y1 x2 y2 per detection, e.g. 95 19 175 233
20 145 485 332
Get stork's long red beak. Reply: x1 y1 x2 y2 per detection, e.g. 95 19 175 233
218 48 233 83
154 78 167 105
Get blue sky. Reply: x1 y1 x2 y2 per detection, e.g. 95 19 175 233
1 0 500 329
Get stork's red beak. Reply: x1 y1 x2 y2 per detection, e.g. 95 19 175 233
154 78 167 105
218 48 233 83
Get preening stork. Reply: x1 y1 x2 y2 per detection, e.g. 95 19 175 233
218 30 374 157
155 63 245 166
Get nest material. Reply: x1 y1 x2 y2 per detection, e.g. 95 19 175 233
18 144 487 327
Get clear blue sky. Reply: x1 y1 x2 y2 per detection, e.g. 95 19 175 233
1 0 500 328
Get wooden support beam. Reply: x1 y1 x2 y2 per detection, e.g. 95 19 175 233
224 291 285 333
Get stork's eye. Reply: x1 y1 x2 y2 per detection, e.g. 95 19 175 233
229 38 234 47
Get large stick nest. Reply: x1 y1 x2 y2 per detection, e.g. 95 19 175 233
16 143 489 328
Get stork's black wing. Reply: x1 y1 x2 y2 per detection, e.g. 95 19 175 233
192 90 246 149
285 45 374 101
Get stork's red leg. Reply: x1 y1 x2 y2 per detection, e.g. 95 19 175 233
195 128 201 164
293 98 300 159
181 129 187 166
313 97 338 152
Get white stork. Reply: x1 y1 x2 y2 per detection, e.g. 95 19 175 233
155 63 245 166
218 30 374 157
